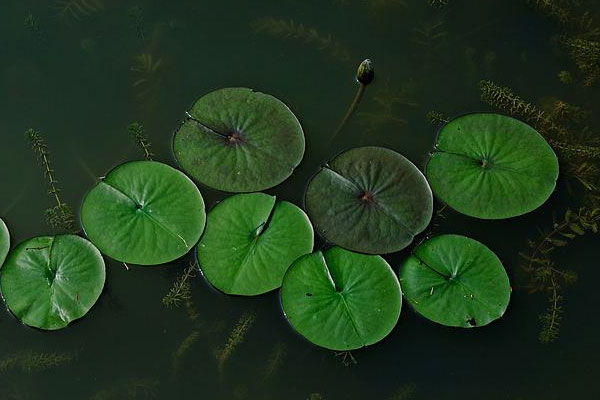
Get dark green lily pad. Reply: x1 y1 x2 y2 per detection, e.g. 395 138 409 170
305 146 433 254
399 234 510 328
426 113 559 219
173 87 305 192
281 246 402 351
197 193 313 296
81 161 205 265
0 235 105 330
0 218 9 267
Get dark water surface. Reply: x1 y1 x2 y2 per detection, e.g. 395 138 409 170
0 1 598 399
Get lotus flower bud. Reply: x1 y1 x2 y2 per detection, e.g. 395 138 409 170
356 59 374 85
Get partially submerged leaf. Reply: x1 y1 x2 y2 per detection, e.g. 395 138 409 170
305 146 433 254
197 193 313 296
399 234 510 328
0 235 105 330
81 161 206 265
281 247 402 350
0 218 9 267
426 113 559 219
173 88 305 192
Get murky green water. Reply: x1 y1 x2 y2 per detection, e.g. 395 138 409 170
1 0 598 399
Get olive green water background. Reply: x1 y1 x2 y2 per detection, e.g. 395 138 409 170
1 0 598 399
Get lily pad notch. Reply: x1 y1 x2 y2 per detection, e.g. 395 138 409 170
81 161 206 266
173 87 306 193
305 146 433 254
197 193 314 296
399 234 511 328
0 235 106 330
281 247 402 351
426 113 559 219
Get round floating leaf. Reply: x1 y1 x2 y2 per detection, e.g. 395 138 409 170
197 193 313 296
426 113 559 219
0 235 105 330
281 247 402 351
305 146 433 254
81 161 205 265
399 234 510 328
173 87 305 192
0 218 9 267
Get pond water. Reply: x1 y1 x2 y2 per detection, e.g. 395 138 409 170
1 0 599 399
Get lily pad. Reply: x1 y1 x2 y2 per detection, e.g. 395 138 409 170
281 246 402 351
0 235 105 330
173 87 305 192
0 218 9 267
305 146 433 254
197 193 314 296
398 234 510 328
81 161 205 265
426 113 559 219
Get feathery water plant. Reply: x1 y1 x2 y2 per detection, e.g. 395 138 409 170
389 383 417 400
127 122 153 160
172 330 201 374
0 350 74 373
90 379 159 400
128 6 147 41
428 0 448 7
25 129 75 232
261 342 287 382
162 262 197 308
53 0 104 23
131 53 164 100
215 312 256 377
24 14 44 41
250 18 352 63
410 20 447 48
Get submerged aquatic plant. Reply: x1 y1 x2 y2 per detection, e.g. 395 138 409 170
335 351 357 367
261 342 287 382
0 350 74 373
389 383 417 400
128 122 153 161
429 0 448 7
131 53 164 100
162 262 197 308
26 129 75 232
24 14 44 41
172 330 201 374
357 78 417 133
250 17 352 63
53 0 104 23
90 378 159 400
128 5 147 41
410 20 447 48
561 36 600 87
215 312 256 377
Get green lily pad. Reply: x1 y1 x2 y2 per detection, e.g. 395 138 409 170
0 218 9 267
197 193 313 296
0 235 105 330
173 87 305 192
281 246 402 351
305 146 433 254
426 113 559 219
399 234 510 328
81 161 205 265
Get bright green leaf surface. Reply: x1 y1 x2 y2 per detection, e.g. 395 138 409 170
399 234 511 328
0 218 9 267
281 247 402 351
173 88 305 192
0 235 105 330
197 193 313 296
305 146 433 254
426 113 559 219
81 161 206 265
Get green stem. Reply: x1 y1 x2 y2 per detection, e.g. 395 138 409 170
330 83 366 143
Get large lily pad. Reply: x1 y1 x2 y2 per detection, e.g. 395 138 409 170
0 235 105 330
426 113 559 219
81 161 205 265
281 246 402 351
0 218 9 267
173 88 305 192
197 193 313 296
305 146 433 254
399 234 510 328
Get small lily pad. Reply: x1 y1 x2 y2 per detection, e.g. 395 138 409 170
173 87 305 192
81 161 206 265
197 193 313 296
0 235 105 330
399 234 510 328
426 113 559 219
305 146 433 254
281 247 402 351
0 218 9 267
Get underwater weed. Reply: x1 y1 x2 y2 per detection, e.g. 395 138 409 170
261 342 287 382
334 351 357 366
24 14 44 42
250 18 352 63
215 312 256 377
0 350 74 373
172 330 201 374
53 0 104 24
128 122 153 161
410 20 447 48
26 129 75 232
128 5 147 41
429 0 448 7
389 383 417 400
162 262 197 308
90 378 159 400
131 53 164 100
561 36 600 87
426 110 449 126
